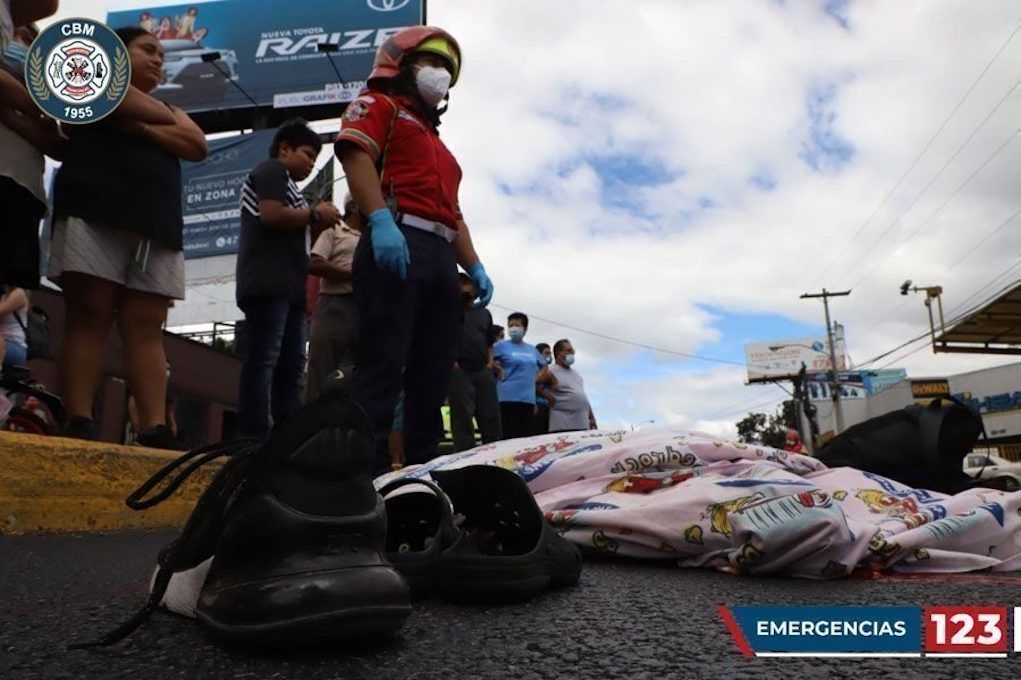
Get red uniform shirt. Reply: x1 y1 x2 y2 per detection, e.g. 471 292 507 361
335 93 462 231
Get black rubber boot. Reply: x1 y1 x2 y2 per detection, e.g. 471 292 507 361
378 477 460 599
431 465 583 602
195 396 411 646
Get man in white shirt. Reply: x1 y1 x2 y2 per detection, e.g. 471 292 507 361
548 338 597 433
304 194 362 402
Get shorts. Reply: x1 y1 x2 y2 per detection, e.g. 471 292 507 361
49 216 185 299
0 177 44 290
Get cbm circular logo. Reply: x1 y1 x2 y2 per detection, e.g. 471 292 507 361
26 18 130 124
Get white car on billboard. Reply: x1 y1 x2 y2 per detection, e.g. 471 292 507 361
156 39 239 107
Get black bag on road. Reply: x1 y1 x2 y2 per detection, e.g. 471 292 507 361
816 397 990 494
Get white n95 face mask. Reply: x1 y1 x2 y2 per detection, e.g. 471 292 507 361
415 66 452 108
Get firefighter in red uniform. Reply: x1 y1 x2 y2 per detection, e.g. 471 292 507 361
334 27 492 474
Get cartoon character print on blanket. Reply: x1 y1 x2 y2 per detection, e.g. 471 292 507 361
375 428 1021 578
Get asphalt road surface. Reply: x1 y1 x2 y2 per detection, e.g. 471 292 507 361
3 531 1019 679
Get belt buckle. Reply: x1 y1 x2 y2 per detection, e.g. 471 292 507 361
432 222 446 238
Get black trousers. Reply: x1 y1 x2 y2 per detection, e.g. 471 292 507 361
533 403 550 435
351 226 461 475
500 401 535 441
0 177 43 290
449 366 502 451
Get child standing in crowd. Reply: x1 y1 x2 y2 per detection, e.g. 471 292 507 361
493 312 556 440
235 119 341 439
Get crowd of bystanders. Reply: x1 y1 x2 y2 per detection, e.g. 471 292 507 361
0 9 598 463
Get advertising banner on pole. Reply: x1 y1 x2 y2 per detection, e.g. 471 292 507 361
180 129 275 259
106 0 424 113
805 368 908 400
745 336 848 383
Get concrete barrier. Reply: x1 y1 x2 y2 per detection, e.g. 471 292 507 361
0 431 220 535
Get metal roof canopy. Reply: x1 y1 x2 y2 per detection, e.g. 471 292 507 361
933 280 1021 355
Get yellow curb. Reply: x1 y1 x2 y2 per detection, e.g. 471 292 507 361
0 431 220 535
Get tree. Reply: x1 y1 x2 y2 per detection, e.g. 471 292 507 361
736 401 798 449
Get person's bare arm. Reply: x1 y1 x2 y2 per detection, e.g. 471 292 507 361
0 108 67 159
113 86 177 125
0 288 29 317
0 71 41 116
453 219 481 270
260 200 340 232
11 0 59 25
337 145 387 214
136 105 208 161
537 366 558 390
307 255 352 281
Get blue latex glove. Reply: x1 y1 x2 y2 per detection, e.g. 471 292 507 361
468 262 493 307
368 208 410 279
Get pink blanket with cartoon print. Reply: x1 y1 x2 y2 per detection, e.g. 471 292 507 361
375 428 1021 577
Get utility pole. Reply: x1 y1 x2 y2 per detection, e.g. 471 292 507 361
800 288 851 434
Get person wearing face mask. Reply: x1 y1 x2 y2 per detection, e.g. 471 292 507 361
533 343 553 435
448 273 501 451
335 27 493 473
548 338 597 433
493 312 556 440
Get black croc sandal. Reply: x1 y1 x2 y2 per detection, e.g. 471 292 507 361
431 465 583 602
378 477 459 599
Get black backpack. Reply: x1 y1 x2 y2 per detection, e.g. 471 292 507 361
816 397 988 494
14 306 52 361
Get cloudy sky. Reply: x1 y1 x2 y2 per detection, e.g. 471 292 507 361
42 1 1021 436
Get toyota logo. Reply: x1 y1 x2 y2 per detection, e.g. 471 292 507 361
367 0 411 11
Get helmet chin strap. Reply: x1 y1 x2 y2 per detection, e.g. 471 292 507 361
435 95 449 118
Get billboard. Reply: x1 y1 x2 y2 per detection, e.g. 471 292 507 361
807 369 907 400
745 336 848 382
107 0 424 113
180 128 275 259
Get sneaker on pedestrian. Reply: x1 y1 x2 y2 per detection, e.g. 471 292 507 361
136 424 186 450
61 416 95 441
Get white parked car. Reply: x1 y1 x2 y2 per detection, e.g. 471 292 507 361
963 453 1021 489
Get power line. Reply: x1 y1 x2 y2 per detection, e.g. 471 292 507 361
832 78 1021 286
856 274 1021 368
946 261 1021 318
809 19 1021 289
489 303 747 367
848 205 1021 342
696 385 789 423
943 205 1021 275
878 342 932 370
847 127 1021 288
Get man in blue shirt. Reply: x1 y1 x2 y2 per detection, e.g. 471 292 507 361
493 312 556 440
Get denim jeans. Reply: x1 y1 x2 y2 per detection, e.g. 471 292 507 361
238 297 307 439
3 339 28 368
